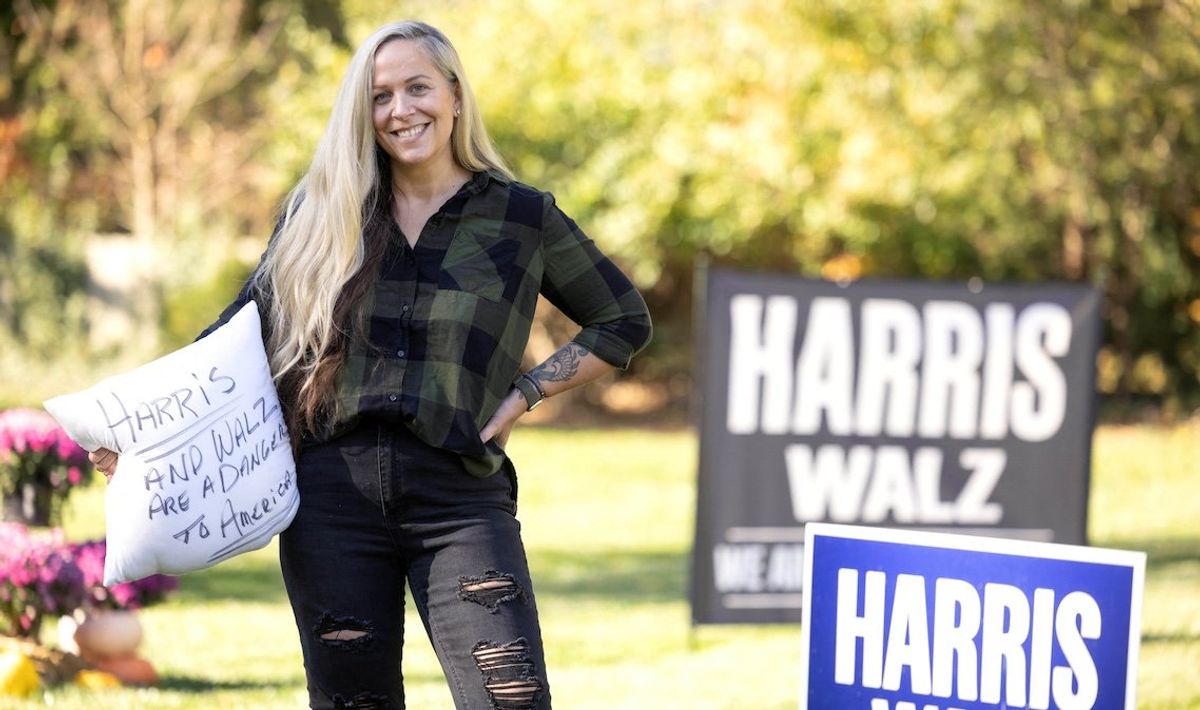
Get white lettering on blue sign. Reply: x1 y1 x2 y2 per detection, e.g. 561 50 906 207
833 568 1101 709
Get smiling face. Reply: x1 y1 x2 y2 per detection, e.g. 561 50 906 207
371 39 460 178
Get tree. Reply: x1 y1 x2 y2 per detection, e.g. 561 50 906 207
13 0 288 350
365 0 1199 407
3 0 1197 410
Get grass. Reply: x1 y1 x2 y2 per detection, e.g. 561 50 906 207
11 422 1200 709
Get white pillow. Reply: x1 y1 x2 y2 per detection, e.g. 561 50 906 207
44 302 299 585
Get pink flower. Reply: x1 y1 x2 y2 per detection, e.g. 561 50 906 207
67 540 177 610
0 524 87 636
0 408 93 517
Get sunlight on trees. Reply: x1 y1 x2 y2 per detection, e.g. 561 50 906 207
1 0 1197 409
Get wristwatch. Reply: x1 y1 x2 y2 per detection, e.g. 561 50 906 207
513 373 546 412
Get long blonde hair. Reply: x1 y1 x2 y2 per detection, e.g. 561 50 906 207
258 20 512 438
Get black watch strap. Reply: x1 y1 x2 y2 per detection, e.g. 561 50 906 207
513 373 546 411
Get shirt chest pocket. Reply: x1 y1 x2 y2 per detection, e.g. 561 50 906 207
438 228 519 303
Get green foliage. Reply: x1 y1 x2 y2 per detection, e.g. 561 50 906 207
160 258 256 351
0 0 345 393
1 0 1198 407
340 0 1200 404
0 228 89 362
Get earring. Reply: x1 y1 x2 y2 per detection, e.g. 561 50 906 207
454 107 461 117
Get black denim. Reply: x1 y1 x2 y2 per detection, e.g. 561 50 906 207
279 419 550 709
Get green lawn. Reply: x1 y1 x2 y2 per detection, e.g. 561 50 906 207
14 423 1200 709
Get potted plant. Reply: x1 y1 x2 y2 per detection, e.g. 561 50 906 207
0 523 86 639
0 409 92 527
0 526 176 691
59 540 177 685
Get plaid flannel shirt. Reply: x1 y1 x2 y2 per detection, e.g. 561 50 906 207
204 171 652 476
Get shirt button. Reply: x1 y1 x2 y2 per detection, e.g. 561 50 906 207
401 304 410 312
396 350 406 358
388 393 398 402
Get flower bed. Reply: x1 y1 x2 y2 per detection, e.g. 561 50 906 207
0 523 177 639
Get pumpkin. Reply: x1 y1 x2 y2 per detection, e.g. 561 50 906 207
75 669 122 690
0 649 40 697
92 655 158 687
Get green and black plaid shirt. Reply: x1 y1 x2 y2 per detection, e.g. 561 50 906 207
205 171 652 476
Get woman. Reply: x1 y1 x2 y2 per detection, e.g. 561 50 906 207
90 20 651 709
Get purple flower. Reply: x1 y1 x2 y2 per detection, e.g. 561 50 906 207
0 409 93 523
0 525 178 637
0 523 86 636
66 539 177 610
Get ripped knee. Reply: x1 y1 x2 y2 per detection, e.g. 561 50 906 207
314 611 375 650
472 637 545 710
458 570 526 612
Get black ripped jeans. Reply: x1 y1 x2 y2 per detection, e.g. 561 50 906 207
279 420 550 710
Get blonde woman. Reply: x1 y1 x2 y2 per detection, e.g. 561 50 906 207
91 20 651 709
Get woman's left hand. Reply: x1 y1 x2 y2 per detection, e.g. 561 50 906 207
479 387 527 449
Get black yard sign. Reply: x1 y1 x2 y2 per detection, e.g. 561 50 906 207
690 268 1101 623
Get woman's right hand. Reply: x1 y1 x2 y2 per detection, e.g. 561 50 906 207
89 448 119 482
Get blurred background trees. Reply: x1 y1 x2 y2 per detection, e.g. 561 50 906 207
2 0 1197 416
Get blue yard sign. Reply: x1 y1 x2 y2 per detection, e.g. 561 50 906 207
800 524 1145 710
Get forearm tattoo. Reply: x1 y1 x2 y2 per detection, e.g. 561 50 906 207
530 342 587 383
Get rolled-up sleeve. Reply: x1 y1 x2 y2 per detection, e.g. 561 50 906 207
538 195 652 369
